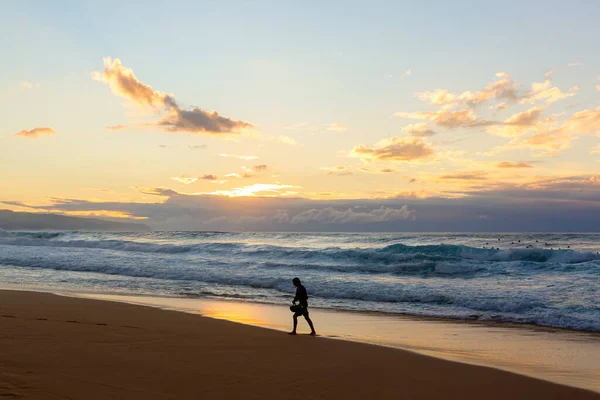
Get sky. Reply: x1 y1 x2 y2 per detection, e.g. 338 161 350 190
1 0 600 231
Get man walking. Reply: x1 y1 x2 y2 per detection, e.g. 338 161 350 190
289 277 316 335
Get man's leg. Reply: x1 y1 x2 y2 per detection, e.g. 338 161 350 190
289 314 298 334
304 311 316 335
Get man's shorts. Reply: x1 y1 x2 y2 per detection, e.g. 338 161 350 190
294 306 309 318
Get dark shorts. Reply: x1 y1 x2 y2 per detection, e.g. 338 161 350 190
294 306 309 318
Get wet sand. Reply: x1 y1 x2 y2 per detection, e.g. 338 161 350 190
0 290 598 400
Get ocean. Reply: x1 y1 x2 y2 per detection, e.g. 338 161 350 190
0 230 598 332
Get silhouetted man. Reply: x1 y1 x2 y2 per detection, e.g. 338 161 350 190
289 277 316 335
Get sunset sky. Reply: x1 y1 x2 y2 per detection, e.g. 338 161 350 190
2 1 600 231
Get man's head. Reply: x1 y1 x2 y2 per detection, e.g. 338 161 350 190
292 277 301 287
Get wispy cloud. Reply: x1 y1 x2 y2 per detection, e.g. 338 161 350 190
252 164 269 172
171 176 198 185
218 153 259 160
94 57 253 135
290 206 413 224
440 171 489 180
415 72 518 109
396 109 477 129
105 124 128 130
275 136 297 145
14 127 56 138
224 172 253 179
207 183 298 197
496 161 535 168
326 123 347 132
351 137 434 162
320 166 353 176
358 167 396 174
568 62 583 67
401 123 436 137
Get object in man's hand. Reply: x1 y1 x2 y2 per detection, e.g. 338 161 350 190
290 304 303 313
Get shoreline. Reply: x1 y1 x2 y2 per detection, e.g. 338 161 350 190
28 287 600 393
0 289 598 400
5 283 598 335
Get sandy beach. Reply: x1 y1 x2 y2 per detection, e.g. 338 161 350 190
0 290 598 400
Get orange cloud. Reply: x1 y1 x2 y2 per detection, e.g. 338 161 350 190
401 123 436 137
396 109 477 129
93 57 171 110
105 124 128 130
520 80 577 105
320 166 353 176
94 57 253 135
351 137 434 162
487 107 543 137
416 72 518 109
440 171 488 180
496 161 534 168
14 127 56 138
326 123 347 132
358 167 396 174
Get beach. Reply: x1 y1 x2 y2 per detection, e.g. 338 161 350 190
1 290 598 400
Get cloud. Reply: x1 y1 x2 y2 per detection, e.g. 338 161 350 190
591 144 600 154
486 106 600 157
93 57 172 109
396 109 477 129
201 174 218 180
568 62 583 67
487 107 543 137
415 72 575 112
351 137 434 162
520 80 577 105
156 107 253 134
320 166 353 176
138 187 179 197
94 57 253 135
415 72 518 109
20 81 40 89
189 145 207 150
496 161 534 168
326 123 347 132
275 136 297 145
224 173 252 179
401 123 436 137
171 176 198 185
252 165 269 172
218 153 259 160
14 127 56 138
105 124 128 130
207 183 297 197
9 175 600 231
401 69 412 78
597 85 600 91
489 101 508 111
440 172 488 180
564 106 600 135
290 206 413 224
544 69 554 78
358 167 396 174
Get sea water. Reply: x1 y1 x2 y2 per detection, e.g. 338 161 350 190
0 230 598 331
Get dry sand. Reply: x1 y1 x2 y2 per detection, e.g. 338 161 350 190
0 290 598 400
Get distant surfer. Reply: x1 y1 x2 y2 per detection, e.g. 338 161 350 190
289 277 316 336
